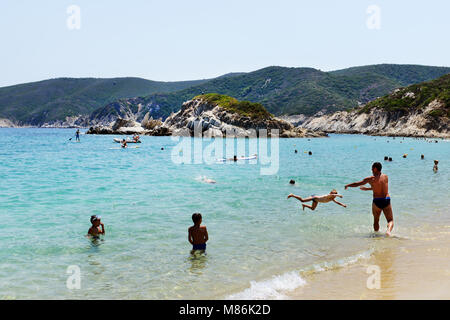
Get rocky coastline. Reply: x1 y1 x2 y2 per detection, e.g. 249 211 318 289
282 99 449 139
86 98 327 138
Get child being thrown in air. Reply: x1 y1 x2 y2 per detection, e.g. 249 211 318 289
287 190 347 211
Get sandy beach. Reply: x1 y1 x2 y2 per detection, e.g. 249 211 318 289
290 223 450 300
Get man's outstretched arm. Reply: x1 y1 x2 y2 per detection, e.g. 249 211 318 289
345 177 371 190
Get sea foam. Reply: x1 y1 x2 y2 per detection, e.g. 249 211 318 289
226 271 307 300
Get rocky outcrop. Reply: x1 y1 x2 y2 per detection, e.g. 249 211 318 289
0 118 17 128
290 99 449 138
40 115 90 128
161 98 325 137
86 98 327 138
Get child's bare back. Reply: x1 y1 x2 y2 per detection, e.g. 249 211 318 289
188 213 209 253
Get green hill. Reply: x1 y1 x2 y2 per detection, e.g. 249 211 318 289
0 77 211 125
360 73 450 117
2 64 450 125
194 93 273 120
96 64 450 120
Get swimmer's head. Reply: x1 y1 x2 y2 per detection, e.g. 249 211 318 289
289 180 295 185
90 215 101 226
434 160 439 165
233 155 237 162
330 189 338 194
372 162 382 174
192 213 202 225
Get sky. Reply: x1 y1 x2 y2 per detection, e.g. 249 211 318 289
0 0 449 87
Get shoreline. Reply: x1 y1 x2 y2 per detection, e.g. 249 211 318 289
288 223 450 300
1 126 449 140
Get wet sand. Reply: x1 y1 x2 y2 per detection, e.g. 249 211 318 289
290 224 450 300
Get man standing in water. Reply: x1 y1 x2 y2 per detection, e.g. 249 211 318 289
345 162 394 236
75 129 80 142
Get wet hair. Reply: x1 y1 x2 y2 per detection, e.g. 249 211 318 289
289 180 295 185
330 189 338 194
192 213 202 224
233 155 237 162
308 151 312 155
372 162 382 171
388 157 393 162
90 215 100 224
294 150 298 154
384 156 388 161
434 160 439 164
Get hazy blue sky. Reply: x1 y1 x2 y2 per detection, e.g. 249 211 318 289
1 0 449 87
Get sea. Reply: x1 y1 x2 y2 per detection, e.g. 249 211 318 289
0 128 448 299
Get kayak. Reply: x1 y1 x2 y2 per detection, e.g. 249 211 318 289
113 138 141 144
109 146 140 150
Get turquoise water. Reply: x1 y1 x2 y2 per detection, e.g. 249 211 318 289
0 128 449 299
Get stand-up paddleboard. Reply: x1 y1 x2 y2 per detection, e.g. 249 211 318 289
113 138 141 144
216 155 257 162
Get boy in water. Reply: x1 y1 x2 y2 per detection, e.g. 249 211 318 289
433 160 439 172
87 215 105 238
287 190 347 211
188 213 208 254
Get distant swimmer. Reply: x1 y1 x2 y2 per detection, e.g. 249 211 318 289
388 157 393 162
188 213 208 254
295 150 298 154
87 215 105 239
133 133 140 143
421 154 425 160
308 151 312 155
345 162 394 236
289 179 295 185
433 160 439 173
75 129 80 142
121 139 127 148
287 190 347 211
201 176 216 184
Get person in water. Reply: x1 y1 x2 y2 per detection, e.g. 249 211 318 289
287 190 347 211
188 213 208 254
121 139 127 148
345 162 394 236
87 215 105 238
433 160 439 172
133 133 140 142
75 129 80 142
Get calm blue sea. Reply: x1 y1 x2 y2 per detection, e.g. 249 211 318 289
0 128 448 299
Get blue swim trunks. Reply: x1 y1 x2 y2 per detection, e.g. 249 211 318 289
192 243 206 251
